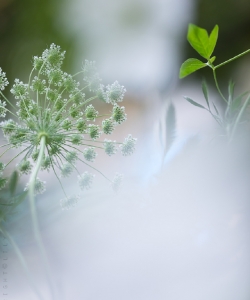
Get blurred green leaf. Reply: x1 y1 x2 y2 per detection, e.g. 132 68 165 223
9 171 19 196
212 102 220 115
228 80 235 104
210 56 216 63
231 91 249 112
208 25 219 57
187 24 210 59
184 96 207 109
202 80 210 109
187 24 219 60
179 58 207 78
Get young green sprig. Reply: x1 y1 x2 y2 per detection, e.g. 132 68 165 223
179 24 250 141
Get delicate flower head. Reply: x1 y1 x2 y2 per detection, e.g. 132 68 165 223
78 172 94 190
17 159 32 175
25 178 46 195
41 156 51 171
33 56 44 71
47 69 64 86
47 89 60 102
0 176 7 190
84 104 98 121
102 118 115 134
83 147 97 162
82 60 101 92
70 91 85 105
70 104 81 118
0 162 5 172
0 68 9 91
63 74 79 93
120 134 137 156
88 124 101 140
1 119 17 137
0 100 7 117
71 134 82 145
60 163 74 178
112 104 127 124
42 43 65 69
62 118 72 131
106 81 126 104
76 118 87 133
96 84 107 102
65 151 78 164
111 173 123 192
104 139 117 156
60 195 79 210
0 44 136 205
82 60 98 82
10 79 28 99
31 77 46 94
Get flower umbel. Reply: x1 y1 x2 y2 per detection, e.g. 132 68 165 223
0 44 136 201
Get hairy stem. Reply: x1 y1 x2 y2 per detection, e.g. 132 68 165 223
28 135 55 300
214 49 250 70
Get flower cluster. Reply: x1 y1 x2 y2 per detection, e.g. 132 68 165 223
0 44 136 200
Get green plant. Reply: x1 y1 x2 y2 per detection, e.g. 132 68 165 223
0 44 136 299
179 24 250 141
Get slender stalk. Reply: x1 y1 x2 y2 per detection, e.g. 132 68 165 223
0 227 44 300
212 69 228 103
0 91 16 110
214 49 250 70
28 135 55 300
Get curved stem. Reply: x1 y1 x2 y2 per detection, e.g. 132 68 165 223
0 227 45 300
212 69 228 104
28 135 55 300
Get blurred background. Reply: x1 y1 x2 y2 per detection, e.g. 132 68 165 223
1 0 250 299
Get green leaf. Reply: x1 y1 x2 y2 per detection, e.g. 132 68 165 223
179 58 207 78
9 171 19 196
212 102 219 115
187 24 210 59
231 91 249 112
10 191 28 209
210 56 216 63
208 25 219 57
228 80 235 103
202 80 210 109
184 96 206 109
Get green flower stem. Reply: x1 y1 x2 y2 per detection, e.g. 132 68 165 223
46 145 68 199
212 68 228 104
0 227 45 300
5 146 31 168
0 91 16 110
214 49 250 70
5 108 18 118
28 67 35 92
230 94 250 142
63 143 112 182
28 135 55 300
0 146 12 158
